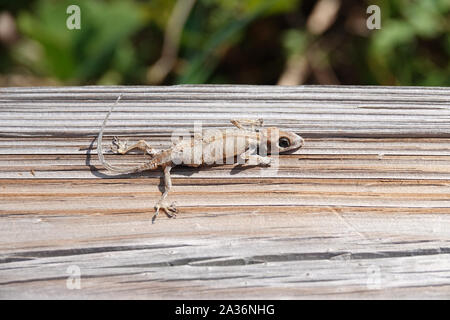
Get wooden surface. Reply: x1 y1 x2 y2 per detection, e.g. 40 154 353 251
0 85 450 299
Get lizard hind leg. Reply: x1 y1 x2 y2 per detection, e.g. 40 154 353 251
152 165 178 223
111 136 157 157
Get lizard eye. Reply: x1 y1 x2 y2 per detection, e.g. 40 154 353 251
278 137 290 148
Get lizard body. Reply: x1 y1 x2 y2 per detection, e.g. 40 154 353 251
97 95 304 222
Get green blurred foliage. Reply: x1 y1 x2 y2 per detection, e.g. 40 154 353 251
179 0 299 83
0 0 449 86
13 0 144 84
369 0 450 85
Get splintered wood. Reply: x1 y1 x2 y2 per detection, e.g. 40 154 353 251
0 85 450 299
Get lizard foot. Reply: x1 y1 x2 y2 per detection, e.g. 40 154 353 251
152 201 178 223
258 156 272 166
111 136 128 154
246 155 272 167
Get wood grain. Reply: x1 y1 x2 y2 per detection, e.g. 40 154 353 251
0 85 449 299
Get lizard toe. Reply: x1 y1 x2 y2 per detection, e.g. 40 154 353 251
155 201 178 218
258 157 272 166
163 206 177 218
167 211 177 218
169 201 178 213
152 206 161 224
111 136 128 154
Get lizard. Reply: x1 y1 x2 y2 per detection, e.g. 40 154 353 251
97 95 304 222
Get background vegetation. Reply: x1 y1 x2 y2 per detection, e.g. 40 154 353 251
0 0 449 86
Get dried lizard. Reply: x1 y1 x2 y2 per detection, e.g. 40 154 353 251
97 95 304 222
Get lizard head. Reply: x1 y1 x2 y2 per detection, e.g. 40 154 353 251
260 127 304 154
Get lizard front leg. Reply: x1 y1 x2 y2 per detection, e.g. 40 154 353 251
111 136 157 157
238 145 272 166
231 119 263 131
152 165 178 223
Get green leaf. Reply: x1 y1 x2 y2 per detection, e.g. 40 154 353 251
371 20 415 56
16 0 144 83
282 29 309 57
403 1 444 37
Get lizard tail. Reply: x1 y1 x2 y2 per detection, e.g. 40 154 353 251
97 95 160 174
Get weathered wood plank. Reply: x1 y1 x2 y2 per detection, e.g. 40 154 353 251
1 138 450 180
1 85 450 137
1 211 450 299
0 85 449 299
1 177 450 215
